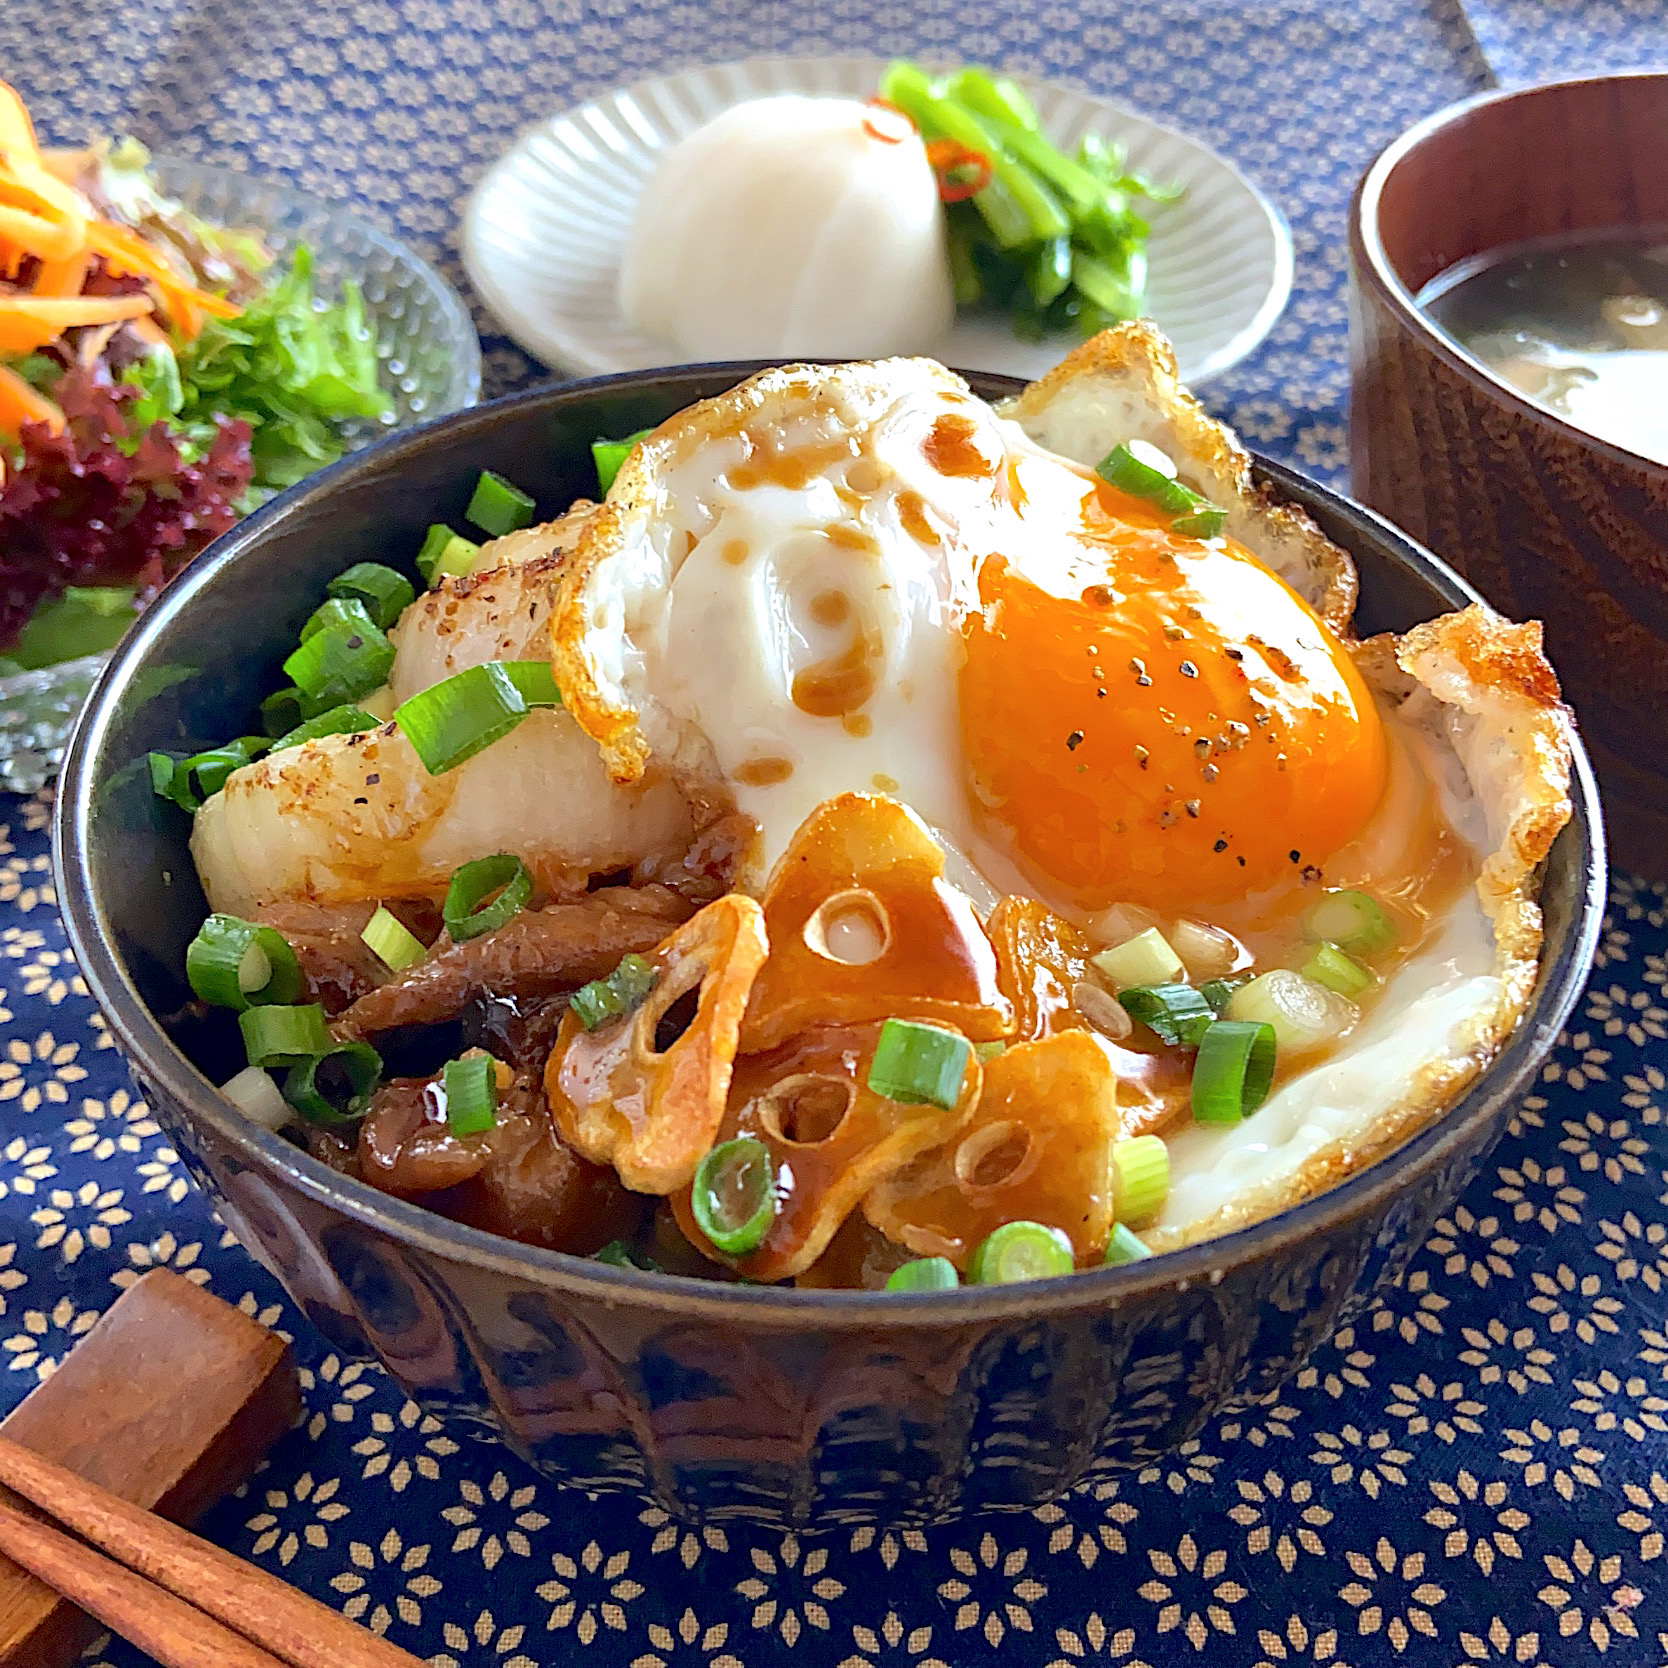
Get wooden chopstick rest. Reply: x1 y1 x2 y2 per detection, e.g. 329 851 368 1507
0 1498 287 1668
0 1435 424 1668
0 1268 300 1668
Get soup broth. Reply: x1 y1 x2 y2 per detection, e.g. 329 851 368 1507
1418 228 1668 466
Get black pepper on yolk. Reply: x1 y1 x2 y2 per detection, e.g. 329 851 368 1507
958 456 1388 916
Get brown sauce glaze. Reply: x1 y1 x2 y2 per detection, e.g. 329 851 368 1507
895 488 943 545
824 523 878 553
922 412 1000 478
734 756 795 786
810 589 851 627
728 429 861 493
791 629 881 719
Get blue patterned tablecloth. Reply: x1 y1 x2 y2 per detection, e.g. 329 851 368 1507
3 4 1668 1665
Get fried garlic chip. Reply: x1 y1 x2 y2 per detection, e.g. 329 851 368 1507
987 894 1094 1041
989 895 1192 1139
741 793 1012 1054
864 1029 1119 1268
672 1019 983 1282
545 894 768 1194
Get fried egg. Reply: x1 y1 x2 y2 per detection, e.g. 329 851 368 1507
555 359 1392 929
553 325 1574 1247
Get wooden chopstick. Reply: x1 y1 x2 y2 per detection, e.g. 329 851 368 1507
0 1435 425 1668
0 1497 287 1668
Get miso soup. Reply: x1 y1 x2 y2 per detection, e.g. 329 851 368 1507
1418 228 1668 466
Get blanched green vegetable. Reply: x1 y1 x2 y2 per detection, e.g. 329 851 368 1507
878 60 1180 342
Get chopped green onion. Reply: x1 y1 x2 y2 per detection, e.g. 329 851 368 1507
499 660 562 708
1191 1019 1277 1125
417 523 458 580
393 662 528 775
361 905 427 972
443 853 532 943
1117 983 1213 1048
147 751 180 798
1225 969 1357 1054
187 914 305 1010
1096 442 1224 533
269 704 382 753
300 595 378 645
593 1240 660 1271
417 523 483 584
610 953 657 1010
442 1053 499 1136
1097 440 1190 511
1171 506 1227 540
570 951 659 1032
974 1039 1007 1062
885 1257 960 1292
570 980 621 1031
1200 975 1249 1015
969 1220 1075 1284
1303 888 1396 953
238 1002 334 1068
1302 941 1374 998
691 1136 778 1256
283 1041 383 1126
1111 1135 1170 1224
466 470 537 537
1090 926 1185 992
220 1064 290 1131
592 429 652 493
327 562 416 630
282 611 394 709
867 1019 972 1110
1103 1222 1153 1265
260 687 306 738
163 737 267 810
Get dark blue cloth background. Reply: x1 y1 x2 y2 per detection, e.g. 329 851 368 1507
1 4 1666 1664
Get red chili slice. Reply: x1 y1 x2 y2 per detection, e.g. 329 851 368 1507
925 138 993 202
861 98 916 145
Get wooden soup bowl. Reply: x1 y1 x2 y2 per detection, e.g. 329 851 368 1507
1350 72 1668 875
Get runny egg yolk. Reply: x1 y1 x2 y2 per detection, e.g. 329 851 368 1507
958 458 1389 916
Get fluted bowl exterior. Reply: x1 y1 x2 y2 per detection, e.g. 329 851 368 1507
55 365 1604 1527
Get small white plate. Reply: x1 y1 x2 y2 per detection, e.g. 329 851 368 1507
463 55 1293 386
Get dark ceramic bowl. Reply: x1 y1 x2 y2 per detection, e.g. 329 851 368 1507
1349 72 1668 877
56 365 1605 1528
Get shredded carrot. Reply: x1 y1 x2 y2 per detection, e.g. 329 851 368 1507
0 293 154 356
83 221 240 335
0 361 64 440
30 248 88 297
0 79 242 354
0 201 81 262
0 84 45 172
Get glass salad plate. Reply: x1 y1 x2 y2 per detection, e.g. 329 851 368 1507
462 54 1294 387
0 159 481 795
